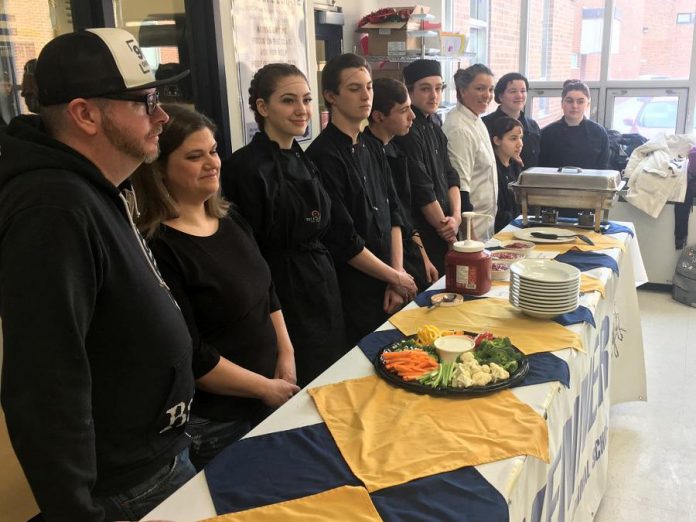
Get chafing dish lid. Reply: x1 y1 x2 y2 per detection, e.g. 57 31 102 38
514 167 622 191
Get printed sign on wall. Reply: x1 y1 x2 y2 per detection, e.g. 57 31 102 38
230 0 311 144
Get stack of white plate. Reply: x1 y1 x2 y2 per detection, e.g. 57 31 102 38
508 259 581 318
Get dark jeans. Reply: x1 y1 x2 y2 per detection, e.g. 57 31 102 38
93 448 196 521
186 413 253 471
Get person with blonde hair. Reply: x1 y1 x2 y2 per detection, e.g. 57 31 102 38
132 104 299 470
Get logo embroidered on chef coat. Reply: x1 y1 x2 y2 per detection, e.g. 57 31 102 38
305 210 321 223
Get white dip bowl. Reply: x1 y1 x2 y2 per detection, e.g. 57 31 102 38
434 335 476 363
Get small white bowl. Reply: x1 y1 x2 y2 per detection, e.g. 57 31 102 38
492 262 511 281
491 249 526 265
434 335 475 363
499 240 535 256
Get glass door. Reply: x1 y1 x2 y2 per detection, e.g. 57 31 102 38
112 0 193 106
526 87 600 129
0 0 74 125
605 88 690 139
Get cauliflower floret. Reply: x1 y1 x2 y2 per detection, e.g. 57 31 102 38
489 362 510 382
472 371 493 386
451 364 474 388
459 352 475 363
479 364 491 374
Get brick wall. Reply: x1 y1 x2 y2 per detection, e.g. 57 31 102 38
489 0 521 75
5 0 53 80
4 0 55 113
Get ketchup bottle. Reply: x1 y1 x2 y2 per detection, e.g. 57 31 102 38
445 212 492 296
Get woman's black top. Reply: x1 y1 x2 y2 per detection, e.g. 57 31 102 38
148 212 280 422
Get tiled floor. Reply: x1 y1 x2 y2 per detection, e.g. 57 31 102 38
594 288 696 521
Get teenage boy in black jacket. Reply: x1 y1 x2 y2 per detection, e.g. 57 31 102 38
0 28 194 522
393 59 461 274
307 53 417 345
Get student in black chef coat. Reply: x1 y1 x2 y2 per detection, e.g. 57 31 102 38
364 77 439 291
221 63 346 386
482 72 540 169
306 53 418 345
392 59 461 275
539 79 609 170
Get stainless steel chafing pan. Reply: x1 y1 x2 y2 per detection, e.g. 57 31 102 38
509 167 626 231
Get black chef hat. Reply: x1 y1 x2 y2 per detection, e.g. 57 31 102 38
403 59 441 85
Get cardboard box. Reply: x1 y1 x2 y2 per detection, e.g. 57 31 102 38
369 62 405 82
357 5 430 57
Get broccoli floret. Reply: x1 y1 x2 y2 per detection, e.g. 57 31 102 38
474 337 521 373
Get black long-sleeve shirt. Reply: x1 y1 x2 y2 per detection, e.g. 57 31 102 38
392 106 460 273
221 131 347 385
539 117 610 170
307 122 404 343
494 156 522 232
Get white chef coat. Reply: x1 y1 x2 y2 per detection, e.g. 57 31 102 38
442 103 498 240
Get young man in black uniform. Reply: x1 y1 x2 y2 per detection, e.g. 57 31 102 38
306 53 417 345
0 28 194 521
365 77 439 291
393 59 462 274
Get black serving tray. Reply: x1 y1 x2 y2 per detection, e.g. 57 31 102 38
374 343 529 397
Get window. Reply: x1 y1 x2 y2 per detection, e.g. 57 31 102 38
527 0 605 82
609 0 694 80
113 1 193 105
0 0 73 125
676 13 694 25
448 0 520 73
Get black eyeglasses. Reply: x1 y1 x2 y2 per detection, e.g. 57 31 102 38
99 90 160 115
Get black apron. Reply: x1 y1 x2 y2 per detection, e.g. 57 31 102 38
261 148 347 386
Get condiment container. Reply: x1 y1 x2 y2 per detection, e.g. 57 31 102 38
445 212 492 295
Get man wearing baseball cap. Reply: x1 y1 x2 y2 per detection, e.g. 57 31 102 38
0 28 194 521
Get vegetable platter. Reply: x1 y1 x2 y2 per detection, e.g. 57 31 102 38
374 326 529 396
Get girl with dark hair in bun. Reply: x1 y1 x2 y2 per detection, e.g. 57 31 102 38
539 79 609 170
490 116 524 231
221 63 347 386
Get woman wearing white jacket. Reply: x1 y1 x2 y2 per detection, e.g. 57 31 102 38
442 64 498 240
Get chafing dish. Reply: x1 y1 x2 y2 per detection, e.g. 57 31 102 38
509 167 625 231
